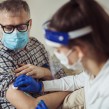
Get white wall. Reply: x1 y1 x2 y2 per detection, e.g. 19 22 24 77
97 0 109 13
27 0 68 46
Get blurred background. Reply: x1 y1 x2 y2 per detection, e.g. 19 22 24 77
0 0 109 47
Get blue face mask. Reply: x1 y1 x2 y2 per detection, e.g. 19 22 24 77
2 30 29 50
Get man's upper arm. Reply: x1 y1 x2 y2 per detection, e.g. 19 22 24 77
0 56 16 97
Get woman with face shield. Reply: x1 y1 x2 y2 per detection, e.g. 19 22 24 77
7 0 109 109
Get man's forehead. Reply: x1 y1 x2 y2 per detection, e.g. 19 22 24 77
0 10 29 25
0 9 29 16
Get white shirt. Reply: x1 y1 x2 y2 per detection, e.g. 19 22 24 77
43 59 109 109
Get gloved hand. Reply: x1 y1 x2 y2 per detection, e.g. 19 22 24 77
36 100 48 109
13 74 43 93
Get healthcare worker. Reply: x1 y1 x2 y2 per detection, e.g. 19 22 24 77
13 0 109 109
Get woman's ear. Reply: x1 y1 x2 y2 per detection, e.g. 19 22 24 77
73 46 84 59
78 50 83 59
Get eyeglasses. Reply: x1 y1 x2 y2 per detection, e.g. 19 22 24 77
0 19 31 34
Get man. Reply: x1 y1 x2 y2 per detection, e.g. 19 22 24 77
0 0 66 108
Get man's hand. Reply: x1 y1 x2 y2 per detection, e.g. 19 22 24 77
15 64 51 79
13 74 43 93
36 100 48 109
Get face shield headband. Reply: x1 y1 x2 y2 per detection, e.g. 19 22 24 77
43 21 92 47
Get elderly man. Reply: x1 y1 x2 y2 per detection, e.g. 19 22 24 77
0 0 67 109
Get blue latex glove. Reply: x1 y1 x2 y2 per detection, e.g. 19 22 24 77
36 100 48 109
13 74 43 93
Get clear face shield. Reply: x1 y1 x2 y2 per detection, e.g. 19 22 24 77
44 44 64 77
42 21 92 75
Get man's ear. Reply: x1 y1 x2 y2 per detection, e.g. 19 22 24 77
29 19 32 29
0 28 3 39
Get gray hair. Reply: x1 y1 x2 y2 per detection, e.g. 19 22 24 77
0 0 30 17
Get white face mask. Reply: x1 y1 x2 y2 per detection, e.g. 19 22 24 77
54 49 83 70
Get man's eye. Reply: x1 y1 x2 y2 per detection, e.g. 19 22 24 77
4 26 13 31
18 25 27 31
